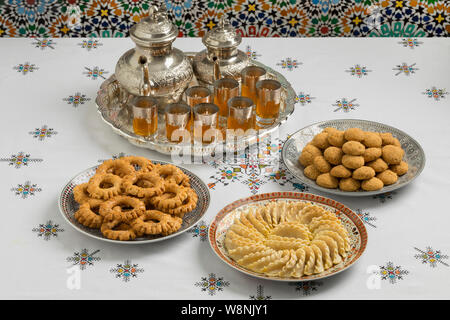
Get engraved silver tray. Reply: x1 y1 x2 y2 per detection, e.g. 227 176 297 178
59 160 210 244
95 53 296 156
282 119 426 197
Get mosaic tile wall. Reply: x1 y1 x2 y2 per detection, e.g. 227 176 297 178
0 0 448 38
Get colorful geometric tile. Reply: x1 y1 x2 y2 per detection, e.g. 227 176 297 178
110 259 144 282
32 220 64 241
195 273 230 296
414 247 449 268
11 181 42 199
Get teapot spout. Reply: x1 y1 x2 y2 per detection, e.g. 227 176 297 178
139 56 152 96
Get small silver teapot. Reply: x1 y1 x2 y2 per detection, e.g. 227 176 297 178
193 17 249 85
115 5 193 110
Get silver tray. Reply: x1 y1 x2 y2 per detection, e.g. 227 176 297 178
58 161 210 244
282 119 426 197
95 53 296 156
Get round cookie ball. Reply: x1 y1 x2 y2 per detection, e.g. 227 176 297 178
377 170 398 185
342 141 366 156
339 178 361 192
323 127 338 134
327 130 346 147
324 147 343 165
298 144 322 167
311 132 330 150
391 138 401 147
367 158 388 173
379 132 396 146
363 147 382 162
342 155 365 169
390 161 409 176
304 165 321 180
363 132 382 148
344 128 365 142
330 165 352 178
382 145 404 165
316 173 339 189
352 166 376 180
361 177 384 191
313 156 331 173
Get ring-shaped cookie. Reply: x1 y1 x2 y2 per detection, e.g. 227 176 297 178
74 199 104 228
122 172 164 198
166 188 198 218
132 210 183 236
73 183 94 204
87 173 123 200
121 156 155 172
150 183 189 210
99 195 145 221
101 217 137 241
96 159 134 178
154 164 185 185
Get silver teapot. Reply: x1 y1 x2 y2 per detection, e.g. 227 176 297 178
115 5 193 110
193 17 249 85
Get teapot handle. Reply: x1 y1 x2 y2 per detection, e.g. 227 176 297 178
138 56 152 96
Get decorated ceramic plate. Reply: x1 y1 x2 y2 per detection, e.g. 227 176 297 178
59 160 210 244
282 119 426 197
209 192 367 282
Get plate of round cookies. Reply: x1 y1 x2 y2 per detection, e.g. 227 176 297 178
282 119 425 196
59 156 210 243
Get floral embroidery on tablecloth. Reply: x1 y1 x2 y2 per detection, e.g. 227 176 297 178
355 209 377 228
0 152 43 168
110 259 144 282
346 64 371 78
414 247 449 268
188 220 209 242
83 66 108 80
32 220 64 240
398 38 422 49
333 98 359 113
378 261 409 284
295 91 316 106
32 38 55 49
373 192 395 203
277 58 302 71
289 281 323 296
63 92 91 108
29 125 57 141
249 285 271 300
393 63 418 76
422 87 448 101
78 39 103 51
245 45 261 60
11 181 42 199
67 249 101 271
13 62 38 75
195 273 230 296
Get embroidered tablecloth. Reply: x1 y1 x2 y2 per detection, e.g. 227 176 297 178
1 37 449 300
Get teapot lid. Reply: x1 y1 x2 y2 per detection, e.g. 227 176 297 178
202 17 241 50
130 4 178 47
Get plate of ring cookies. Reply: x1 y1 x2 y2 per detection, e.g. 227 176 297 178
209 192 367 281
282 119 425 196
59 156 210 243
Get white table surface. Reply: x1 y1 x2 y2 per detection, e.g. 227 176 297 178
0 37 449 300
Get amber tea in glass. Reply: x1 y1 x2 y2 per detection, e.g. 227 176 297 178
227 96 255 132
164 102 191 143
193 103 220 144
131 96 158 137
213 78 239 118
255 79 282 127
241 66 266 104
